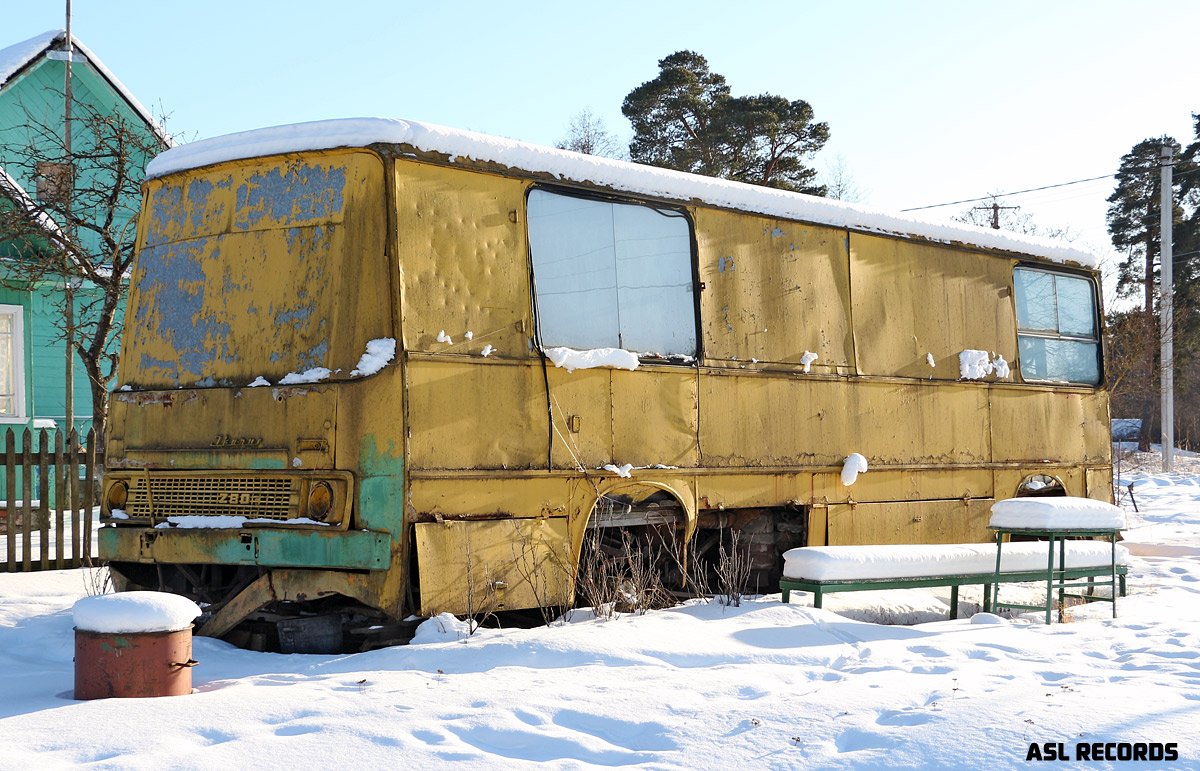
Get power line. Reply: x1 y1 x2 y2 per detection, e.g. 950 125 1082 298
973 201 1018 229
900 164 1200 213
899 175 1114 212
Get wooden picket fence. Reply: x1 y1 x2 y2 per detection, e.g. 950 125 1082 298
0 428 103 572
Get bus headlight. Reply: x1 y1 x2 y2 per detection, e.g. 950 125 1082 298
307 481 333 521
105 480 128 513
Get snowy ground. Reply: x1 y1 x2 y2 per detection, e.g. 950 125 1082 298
1113 442 1200 478
2 465 1200 769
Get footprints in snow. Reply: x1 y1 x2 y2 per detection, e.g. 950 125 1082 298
875 708 938 727
834 727 901 753
410 709 679 764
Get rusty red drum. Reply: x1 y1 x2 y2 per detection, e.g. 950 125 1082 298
74 626 197 699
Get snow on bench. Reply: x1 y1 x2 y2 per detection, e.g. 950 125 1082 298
987 496 1127 623
780 541 1130 619
988 496 1126 530
783 541 1129 583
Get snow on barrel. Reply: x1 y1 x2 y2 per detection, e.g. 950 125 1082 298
74 591 201 634
73 592 202 700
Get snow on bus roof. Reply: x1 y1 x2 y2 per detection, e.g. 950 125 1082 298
145 117 1096 267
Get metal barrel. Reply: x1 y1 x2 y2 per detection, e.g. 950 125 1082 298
74 626 196 699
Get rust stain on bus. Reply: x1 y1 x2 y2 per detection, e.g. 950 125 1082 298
115 390 199 407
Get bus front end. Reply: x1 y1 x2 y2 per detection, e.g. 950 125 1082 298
99 147 407 651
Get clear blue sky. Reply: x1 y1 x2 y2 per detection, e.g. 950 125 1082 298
7 1 1198 300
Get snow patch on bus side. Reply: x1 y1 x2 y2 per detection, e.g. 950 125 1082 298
350 338 396 377
545 347 640 373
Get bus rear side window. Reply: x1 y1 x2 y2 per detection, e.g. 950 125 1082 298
1013 268 1100 384
527 189 696 356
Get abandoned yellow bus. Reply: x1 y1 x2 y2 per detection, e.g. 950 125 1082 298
98 117 1110 650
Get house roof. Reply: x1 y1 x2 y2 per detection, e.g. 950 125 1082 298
0 29 171 145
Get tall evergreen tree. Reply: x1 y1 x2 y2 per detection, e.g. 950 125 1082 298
1180 113 1200 257
622 51 731 177
1107 137 1180 307
621 51 829 194
1105 135 1191 450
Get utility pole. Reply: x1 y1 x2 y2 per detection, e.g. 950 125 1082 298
63 0 75 438
1161 144 1175 473
972 201 1018 229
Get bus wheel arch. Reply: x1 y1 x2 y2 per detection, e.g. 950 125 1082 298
1015 473 1068 498
571 480 695 609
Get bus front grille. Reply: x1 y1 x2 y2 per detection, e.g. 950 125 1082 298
125 475 299 521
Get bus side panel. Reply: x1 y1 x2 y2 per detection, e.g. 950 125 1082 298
990 388 1112 467
994 466 1084 502
414 517 572 617
849 233 1018 379
695 211 853 371
336 378 406 530
697 374 991 469
610 367 700 469
393 163 531 361
408 477 578 519
406 359 545 470
826 499 995 545
1086 467 1115 504
546 366 613 470
811 468 995 506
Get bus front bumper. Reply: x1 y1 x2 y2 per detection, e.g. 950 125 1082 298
99 526 391 571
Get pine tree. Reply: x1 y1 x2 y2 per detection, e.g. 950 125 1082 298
1107 138 1180 306
1180 114 1200 259
621 51 829 194
1105 135 1190 450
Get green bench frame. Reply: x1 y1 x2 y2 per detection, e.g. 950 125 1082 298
990 527 1124 624
780 565 1128 620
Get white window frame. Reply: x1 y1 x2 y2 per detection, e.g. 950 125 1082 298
0 304 27 423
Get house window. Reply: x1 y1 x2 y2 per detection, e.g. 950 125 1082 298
1013 268 1100 384
35 161 71 203
527 189 697 356
0 305 26 420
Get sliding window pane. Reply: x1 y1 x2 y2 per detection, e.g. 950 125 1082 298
1054 275 1096 338
612 204 695 355
528 191 619 350
1013 269 1057 332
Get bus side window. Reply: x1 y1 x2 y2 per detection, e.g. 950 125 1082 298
527 189 697 357
1013 268 1100 385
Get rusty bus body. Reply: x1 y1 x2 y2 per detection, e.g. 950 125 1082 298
99 119 1110 647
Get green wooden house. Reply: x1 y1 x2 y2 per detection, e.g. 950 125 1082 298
0 30 167 440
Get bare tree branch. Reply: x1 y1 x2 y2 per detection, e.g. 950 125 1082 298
0 89 173 442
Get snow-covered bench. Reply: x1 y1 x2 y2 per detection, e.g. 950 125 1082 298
988 496 1127 623
779 541 1129 619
